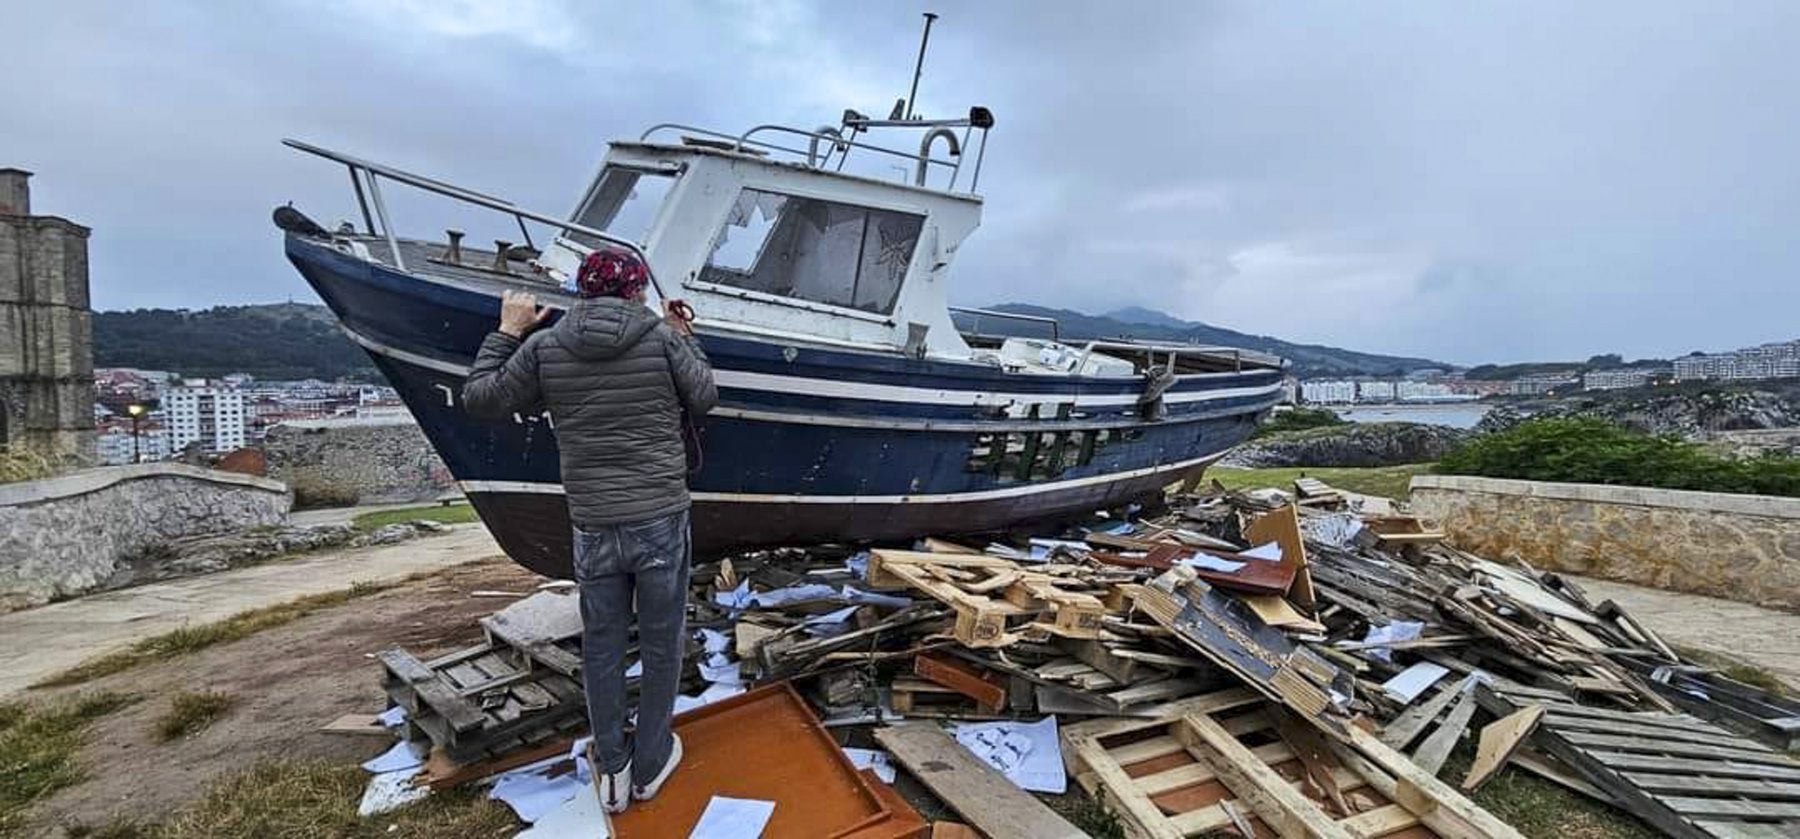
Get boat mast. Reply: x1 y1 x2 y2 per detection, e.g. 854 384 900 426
904 12 939 121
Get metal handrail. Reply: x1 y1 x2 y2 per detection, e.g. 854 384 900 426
282 138 664 296
1077 339 1286 372
948 306 1060 342
639 121 974 191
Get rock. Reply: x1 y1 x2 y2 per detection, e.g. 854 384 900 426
1480 386 1800 439
260 423 456 507
1221 422 1473 468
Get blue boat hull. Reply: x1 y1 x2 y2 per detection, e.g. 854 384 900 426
285 235 1281 577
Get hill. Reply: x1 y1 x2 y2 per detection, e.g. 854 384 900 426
94 303 377 381
987 303 1450 377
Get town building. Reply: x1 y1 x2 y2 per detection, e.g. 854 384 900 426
1509 373 1579 396
1356 380 1397 402
1583 368 1662 391
0 168 93 455
1300 380 1357 404
94 416 169 464
1674 340 1800 381
163 381 247 453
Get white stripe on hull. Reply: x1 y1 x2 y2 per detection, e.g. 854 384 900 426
342 326 1282 410
459 451 1221 505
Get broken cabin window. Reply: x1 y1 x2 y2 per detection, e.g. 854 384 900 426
701 188 923 315
569 166 677 247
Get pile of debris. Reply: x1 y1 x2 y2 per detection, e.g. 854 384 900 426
346 480 1800 838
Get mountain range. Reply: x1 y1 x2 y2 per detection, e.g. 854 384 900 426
988 303 1449 377
93 301 1449 381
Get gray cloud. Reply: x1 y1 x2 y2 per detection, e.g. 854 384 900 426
6 0 1798 364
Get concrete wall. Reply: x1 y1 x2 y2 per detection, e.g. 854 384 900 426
0 463 291 610
261 421 454 506
1410 474 1800 610
0 169 94 456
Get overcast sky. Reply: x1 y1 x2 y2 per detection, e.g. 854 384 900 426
8 1 1798 365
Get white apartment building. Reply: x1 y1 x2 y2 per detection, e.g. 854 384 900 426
1300 380 1357 404
95 424 170 464
1675 340 1800 381
1356 381 1397 402
1583 368 1657 390
164 382 247 453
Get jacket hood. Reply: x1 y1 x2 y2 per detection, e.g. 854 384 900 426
554 297 662 361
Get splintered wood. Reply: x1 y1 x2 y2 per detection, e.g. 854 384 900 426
867 550 1107 646
1063 687 1523 839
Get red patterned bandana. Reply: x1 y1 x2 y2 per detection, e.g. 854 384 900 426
576 247 650 299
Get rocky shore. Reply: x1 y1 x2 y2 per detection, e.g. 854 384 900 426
1219 421 1472 468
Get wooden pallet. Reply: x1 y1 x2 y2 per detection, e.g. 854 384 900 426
1615 656 1800 751
1064 687 1522 839
1481 683 1800 838
868 550 1107 646
380 640 590 763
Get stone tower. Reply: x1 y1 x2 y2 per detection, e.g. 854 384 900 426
0 169 94 456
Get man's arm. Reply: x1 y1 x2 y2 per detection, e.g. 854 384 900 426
461 290 551 419
662 303 717 416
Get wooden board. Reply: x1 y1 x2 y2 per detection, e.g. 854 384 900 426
1463 705 1545 791
1410 689 1479 776
874 723 1086 839
1245 504 1316 609
1478 683 1800 838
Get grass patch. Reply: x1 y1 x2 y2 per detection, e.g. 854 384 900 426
1040 790 1125 839
153 692 238 742
154 760 516 838
0 692 139 834
1207 463 1436 500
1444 748 1658 839
352 503 478 533
34 581 396 689
1673 645 1791 696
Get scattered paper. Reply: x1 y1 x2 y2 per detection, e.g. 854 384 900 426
953 716 1067 794
844 552 871 579
515 786 610 838
697 628 731 655
375 705 407 728
625 660 644 679
842 747 896 783
1300 513 1364 548
674 682 745 714
490 756 583 823
842 587 910 609
699 655 742 686
1381 661 1451 704
803 605 862 638
1241 542 1284 562
1357 620 1425 663
357 767 428 816
1179 553 1245 573
361 739 427 774
688 796 775 839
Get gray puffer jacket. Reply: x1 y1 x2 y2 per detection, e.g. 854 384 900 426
462 297 717 528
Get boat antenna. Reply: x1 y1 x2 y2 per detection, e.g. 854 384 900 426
904 12 939 120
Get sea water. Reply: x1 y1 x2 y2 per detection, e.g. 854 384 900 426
1330 403 1491 429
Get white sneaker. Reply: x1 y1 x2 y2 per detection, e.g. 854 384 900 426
589 745 631 814
632 734 683 801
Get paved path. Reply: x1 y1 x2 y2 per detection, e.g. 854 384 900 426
0 526 501 698
287 499 461 528
1571 574 1800 691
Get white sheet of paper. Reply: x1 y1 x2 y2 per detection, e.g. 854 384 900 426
357 767 428 816
376 705 408 728
688 796 775 839
698 628 731 655
515 786 610 838
675 682 746 714
1356 620 1425 663
842 586 910 609
842 747 896 783
489 756 583 823
1241 541 1284 562
360 739 427 774
1179 554 1245 573
953 716 1067 794
1381 661 1450 704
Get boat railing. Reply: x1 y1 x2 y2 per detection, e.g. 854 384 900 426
948 306 1060 342
282 138 658 292
1076 340 1285 374
639 107 994 193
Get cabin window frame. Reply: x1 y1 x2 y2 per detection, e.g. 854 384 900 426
687 184 928 323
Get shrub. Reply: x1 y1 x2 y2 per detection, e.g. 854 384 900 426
1438 417 1800 497
1254 407 1349 438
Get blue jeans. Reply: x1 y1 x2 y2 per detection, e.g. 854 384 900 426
572 508 691 784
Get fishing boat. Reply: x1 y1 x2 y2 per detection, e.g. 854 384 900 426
276 108 1286 579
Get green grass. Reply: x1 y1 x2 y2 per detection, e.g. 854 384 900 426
351 503 478 533
153 760 517 838
1207 463 1436 500
34 581 396 688
0 692 139 834
1443 749 1658 839
153 692 238 742
1673 645 1791 696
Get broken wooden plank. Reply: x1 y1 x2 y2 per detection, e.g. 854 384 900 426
1410 687 1480 775
874 723 1086 839
1380 680 1465 750
1463 705 1545 791
914 652 1007 714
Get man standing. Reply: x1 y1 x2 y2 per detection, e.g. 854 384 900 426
462 247 716 814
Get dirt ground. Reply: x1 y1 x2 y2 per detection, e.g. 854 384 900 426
28 558 541 834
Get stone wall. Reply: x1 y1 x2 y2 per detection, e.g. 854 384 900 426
0 169 94 456
261 420 454 507
1410 474 1800 610
0 463 291 610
